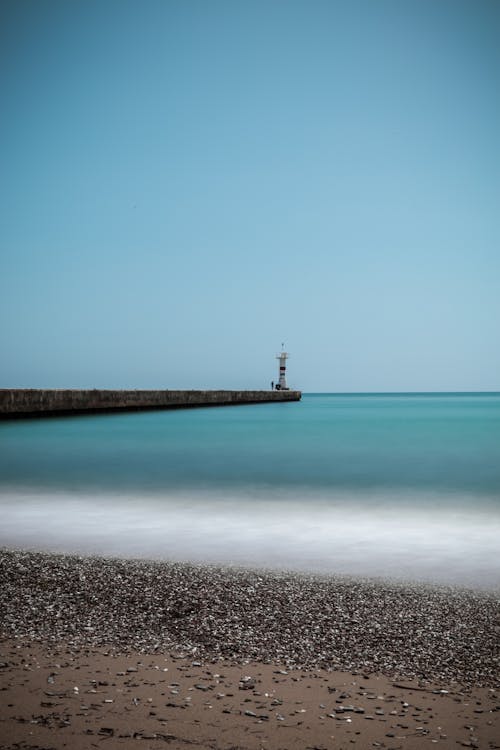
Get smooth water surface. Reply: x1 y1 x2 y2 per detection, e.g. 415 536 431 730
1 393 499 588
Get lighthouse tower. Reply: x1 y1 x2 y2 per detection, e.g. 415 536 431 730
275 345 289 390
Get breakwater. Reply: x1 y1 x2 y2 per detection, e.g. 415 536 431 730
0 388 301 419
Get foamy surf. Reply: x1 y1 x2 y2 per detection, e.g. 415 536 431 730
1 487 499 590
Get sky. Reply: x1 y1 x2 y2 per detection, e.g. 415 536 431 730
1 0 499 392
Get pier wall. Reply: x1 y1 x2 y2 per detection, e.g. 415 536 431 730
0 389 301 419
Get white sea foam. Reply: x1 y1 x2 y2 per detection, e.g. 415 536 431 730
1 487 499 589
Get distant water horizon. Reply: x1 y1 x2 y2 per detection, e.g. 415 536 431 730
304 392 500 398
1 392 499 590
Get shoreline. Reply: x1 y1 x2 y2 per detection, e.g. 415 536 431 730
1 549 498 749
2 541 499 596
2 490 500 591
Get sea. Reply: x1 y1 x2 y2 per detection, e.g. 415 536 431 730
1 393 499 590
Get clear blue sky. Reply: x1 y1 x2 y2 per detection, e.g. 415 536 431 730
1 0 499 391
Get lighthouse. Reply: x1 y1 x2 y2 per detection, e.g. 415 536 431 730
275 345 290 390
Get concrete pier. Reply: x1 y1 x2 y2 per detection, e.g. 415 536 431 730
0 389 302 419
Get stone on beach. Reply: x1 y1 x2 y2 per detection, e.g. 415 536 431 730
0 548 498 688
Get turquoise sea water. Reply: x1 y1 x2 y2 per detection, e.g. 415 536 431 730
1 393 499 588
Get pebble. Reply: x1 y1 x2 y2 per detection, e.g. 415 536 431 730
1 549 498 688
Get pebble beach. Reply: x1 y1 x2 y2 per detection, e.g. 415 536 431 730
1 549 499 749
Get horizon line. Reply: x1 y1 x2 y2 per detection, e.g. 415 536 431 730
296 389 500 396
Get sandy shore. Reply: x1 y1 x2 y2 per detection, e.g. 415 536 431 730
1 549 499 749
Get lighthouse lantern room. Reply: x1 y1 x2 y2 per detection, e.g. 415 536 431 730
275 345 290 390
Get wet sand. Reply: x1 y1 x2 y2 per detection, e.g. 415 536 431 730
0 549 499 749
